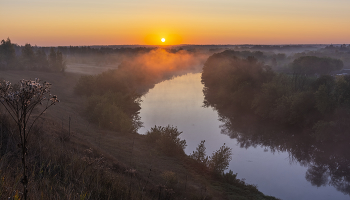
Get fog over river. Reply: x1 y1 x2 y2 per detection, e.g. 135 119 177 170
138 73 349 200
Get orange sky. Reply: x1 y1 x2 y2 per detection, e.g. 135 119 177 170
1 0 349 46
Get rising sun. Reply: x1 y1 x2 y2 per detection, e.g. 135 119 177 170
161 38 166 42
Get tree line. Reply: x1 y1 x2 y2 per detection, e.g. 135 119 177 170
0 38 66 71
201 50 350 195
202 50 347 135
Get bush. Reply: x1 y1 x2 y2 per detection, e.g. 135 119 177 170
146 125 187 156
190 140 208 165
85 92 141 133
222 170 238 184
208 144 232 174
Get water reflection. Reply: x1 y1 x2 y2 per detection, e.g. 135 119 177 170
139 72 349 199
215 107 350 196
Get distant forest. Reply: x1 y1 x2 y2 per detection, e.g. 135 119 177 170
201 50 350 195
2 37 350 71
202 50 349 139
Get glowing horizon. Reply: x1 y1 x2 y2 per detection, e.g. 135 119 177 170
1 0 350 46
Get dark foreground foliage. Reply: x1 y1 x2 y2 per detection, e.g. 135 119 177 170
0 114 136 199
0 113 279 200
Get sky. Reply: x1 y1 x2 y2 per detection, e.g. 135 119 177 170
1 0 349 46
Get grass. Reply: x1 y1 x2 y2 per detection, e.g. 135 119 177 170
0 70 278 199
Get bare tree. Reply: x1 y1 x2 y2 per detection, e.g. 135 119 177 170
0 78 59 200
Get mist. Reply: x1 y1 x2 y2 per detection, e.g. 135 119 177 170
65 48 209 77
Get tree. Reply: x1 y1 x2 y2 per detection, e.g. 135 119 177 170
0 38 16 69
49 47 57 69
21 44 35 69
35 48 49 71
291 56 343 91
252 74 293 119
202 51 274 114
315 84 336 115
0 79 59 200
56 50 66 72
190 140 208 165
208 144 232 174
292 56 343 76
49 48 66 72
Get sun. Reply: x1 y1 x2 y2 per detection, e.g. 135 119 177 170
161 38 166 42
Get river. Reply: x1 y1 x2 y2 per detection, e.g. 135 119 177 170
138 72 349 200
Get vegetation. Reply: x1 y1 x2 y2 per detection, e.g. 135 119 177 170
0 38 66 71
0 79 59 199
190 140 208 165
202 50 274 114
0 38 16 69
0 114 143 199
144 125 277 199
74 69 143 133
85 92 141 133
208 144 232 174
190 141 232 175
201 50 350 195
146 125 187 156
292 44 350 69
74 47 204 133
202 50 348 131
291 56 343 76
6 43 338 199
0 110 277 200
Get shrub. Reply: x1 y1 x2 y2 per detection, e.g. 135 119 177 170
208 144 232 174
222 170 238 184
85 92 141 133
146 125 187 156
74 69 143 133
190 140 208 165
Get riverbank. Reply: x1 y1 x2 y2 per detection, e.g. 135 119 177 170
1 71 274 199
0 70 278 199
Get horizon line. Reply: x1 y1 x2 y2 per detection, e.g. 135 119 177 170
19 43 348 48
